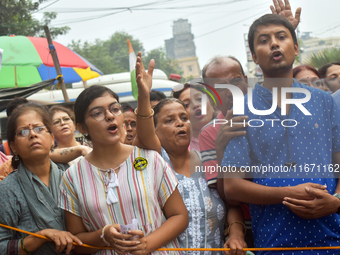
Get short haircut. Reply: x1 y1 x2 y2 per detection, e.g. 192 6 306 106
74 85 119 126
202 56 245 82
318 62 340 78
150 90 166 102
293 65 320 78
6 97 28 117
248 14 297 55
48 105 75 122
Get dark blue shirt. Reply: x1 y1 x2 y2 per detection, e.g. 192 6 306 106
222 81 340 254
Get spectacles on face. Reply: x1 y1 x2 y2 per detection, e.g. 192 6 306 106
297 78 323 88
312 79 324 88
16 126 48 138
124 120 137 129
89 103 122 121
53 116 73 126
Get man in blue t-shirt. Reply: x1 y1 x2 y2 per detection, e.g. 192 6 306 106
222 14 340 255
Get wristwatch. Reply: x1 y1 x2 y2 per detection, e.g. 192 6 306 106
333 193 340 214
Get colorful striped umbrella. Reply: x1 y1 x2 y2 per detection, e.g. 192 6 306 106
0 35 102 88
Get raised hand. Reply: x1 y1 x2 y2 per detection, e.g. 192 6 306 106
270 0 301 29
136 52 155 97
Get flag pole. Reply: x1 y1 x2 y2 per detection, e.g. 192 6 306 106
127 38 138 100
44 26 70 102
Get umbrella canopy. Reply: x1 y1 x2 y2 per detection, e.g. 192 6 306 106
0 35 102 88
0 78 56 112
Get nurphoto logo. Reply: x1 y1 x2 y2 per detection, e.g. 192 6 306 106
197 82 311 128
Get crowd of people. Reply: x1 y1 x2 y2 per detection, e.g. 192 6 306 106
0 0 340 254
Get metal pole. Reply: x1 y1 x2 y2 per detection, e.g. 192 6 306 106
43 26 70 102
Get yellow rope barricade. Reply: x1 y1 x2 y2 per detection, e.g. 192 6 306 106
1 223 340 252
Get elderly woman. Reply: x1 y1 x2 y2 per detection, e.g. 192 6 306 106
49 105 92 165
134 52 247 255
0 102 82 255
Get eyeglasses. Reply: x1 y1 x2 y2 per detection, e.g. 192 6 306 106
124 120 137 129
89 103 122 121
312 79 324 88
16 126 48 138
53 116 73 126
297 78 323 87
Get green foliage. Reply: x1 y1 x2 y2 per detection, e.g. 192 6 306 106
307 48 340 68
143 47 183 78
0 0 69 38
69 32 144 74
69 33 182 77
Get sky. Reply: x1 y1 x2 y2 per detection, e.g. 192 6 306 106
36 0 340 73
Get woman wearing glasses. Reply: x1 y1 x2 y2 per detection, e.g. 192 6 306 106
49 106 92 165
293 65 330 92
0 102 82 255
58 85 188 254
121 103 137 145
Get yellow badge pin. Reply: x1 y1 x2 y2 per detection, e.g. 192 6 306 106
133 157 148 170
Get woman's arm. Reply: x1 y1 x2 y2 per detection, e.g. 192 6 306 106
224 206 247 255
50 145 92 164
18 229 82 255
133 52 161 153
65 211 140 254
126 188 189 255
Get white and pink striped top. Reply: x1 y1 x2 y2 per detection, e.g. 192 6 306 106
59 146 180 255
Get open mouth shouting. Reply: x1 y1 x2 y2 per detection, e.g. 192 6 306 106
194 108 203 119
271 50 283 61
107 124 118 134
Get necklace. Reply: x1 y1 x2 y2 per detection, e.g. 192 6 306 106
98 166 120 205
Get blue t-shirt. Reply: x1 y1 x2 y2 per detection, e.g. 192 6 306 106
222 81 340 254
332 89 340 108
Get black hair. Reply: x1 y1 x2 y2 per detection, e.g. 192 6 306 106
7 102 52 169
318 62 340 78
150 90 166 102
172 82 207 99
248 14 297 56
202 56 245 82
121 102 134 113
172 83 190 99
153 98 186 127
74 85 119 126
6 97 29 117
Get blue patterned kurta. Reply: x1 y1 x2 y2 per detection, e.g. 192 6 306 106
161 148 226 254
